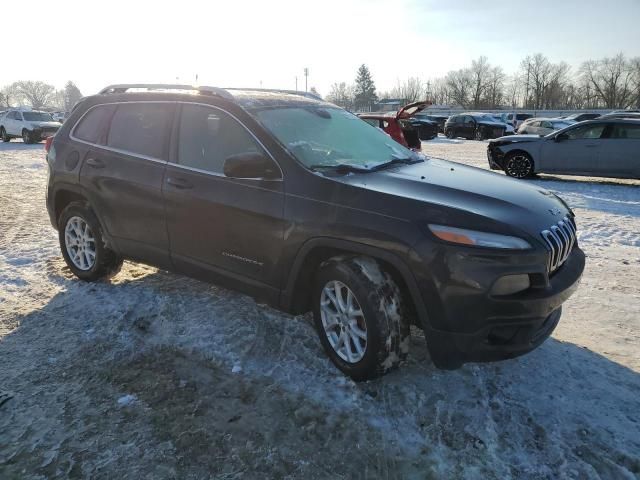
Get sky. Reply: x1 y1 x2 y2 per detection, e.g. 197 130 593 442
2 0 639 98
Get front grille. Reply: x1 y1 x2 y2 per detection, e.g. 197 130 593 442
540 216 577 274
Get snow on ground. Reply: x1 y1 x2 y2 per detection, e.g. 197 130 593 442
0 139 639 479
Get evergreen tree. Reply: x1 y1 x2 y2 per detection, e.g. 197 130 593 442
63 81 83 111
353 64 378 111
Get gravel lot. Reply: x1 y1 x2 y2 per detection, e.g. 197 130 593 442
1 138 639 479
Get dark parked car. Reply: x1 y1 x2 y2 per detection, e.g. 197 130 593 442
46 84 584 380
562 112 601 123
488 119 640 179
358 101 431 149
598 112 640 121
445 113 507 140
414 114 448 133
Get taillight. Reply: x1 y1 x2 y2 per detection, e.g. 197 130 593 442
44 136 53 152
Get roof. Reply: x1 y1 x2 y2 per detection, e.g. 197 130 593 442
96 84 328 110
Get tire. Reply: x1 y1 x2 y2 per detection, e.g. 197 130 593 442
504 152 535 179
0 127 10 142
58 202 123 281
312 256 410 381
475 128 485 141
446 129 455 139
22 129 34 144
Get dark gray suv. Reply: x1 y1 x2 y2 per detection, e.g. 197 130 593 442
46 84 585 380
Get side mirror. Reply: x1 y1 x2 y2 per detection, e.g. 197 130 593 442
223 152 280 180
555 133 569 142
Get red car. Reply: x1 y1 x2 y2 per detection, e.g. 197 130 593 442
358 100 431 150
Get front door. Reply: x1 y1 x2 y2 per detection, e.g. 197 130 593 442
78 102 174 268
163 103 285 301
539 123 607 174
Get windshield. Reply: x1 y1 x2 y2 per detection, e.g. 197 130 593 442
253 106 422 170
23 112 53 122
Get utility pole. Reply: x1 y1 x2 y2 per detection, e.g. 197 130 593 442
304 68 309 92
295 76 298 91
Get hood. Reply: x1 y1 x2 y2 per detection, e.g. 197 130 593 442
490 134 543 146
335 158 570 240
396 101 431 120
477 120 508 128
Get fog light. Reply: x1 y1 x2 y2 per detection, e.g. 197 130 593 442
491 274 531 296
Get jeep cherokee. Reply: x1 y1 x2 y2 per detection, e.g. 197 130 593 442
45 84 585 380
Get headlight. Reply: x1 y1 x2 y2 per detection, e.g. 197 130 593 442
428 224 531 249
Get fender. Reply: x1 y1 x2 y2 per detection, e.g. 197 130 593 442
47 181 121 254
280 236 433 332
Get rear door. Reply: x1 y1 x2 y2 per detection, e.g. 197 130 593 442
462 115 475 137
597 122 640 177
163 103 285 298
77 101 174 268
6 111 20 135
539 123 607 174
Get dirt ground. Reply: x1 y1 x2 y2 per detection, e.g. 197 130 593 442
1 139 639 479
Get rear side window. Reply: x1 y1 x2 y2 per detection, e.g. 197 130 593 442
611 123 640 139
107 103 172 159
177 104 262 174
73 105 116 144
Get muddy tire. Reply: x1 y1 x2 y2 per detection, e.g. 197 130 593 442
312 256 410 381
504 152 535 179
58 202 123 281
446 129 455 139
0 127 9 142
475 127 485 141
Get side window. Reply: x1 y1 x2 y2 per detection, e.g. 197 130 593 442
566 123 606 140
611 123 640 139
464 116 474 124
541 121 552 129
73 105 116 144
107 103 172 159
177 104 263 175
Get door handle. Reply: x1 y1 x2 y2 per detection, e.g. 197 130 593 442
166 177 194 190
85 157 105 168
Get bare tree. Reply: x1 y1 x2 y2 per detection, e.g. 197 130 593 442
12 81 56 109
581 54 635 109
485 66 506 108
469 56 491 108
445 69 472 107
326 82 354 110
387 77 425 103
1 84 20 108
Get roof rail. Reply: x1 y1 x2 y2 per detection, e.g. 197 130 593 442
98 84 235 101
224 87 323 101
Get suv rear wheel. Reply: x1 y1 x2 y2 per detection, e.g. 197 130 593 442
58 202 123 281
475 127 485 141
0 127 9 142
312 256 410 381
22 129 34 144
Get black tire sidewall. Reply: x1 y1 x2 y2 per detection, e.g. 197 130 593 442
312 258 404 381
58 203 119 281
1 128 8 142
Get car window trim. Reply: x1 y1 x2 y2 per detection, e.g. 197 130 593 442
69 100 283 181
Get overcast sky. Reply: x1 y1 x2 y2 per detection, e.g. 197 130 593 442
3 0 639 97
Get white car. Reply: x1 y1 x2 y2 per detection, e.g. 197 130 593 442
517 118 574 136
500 112 533 129
490 115 515 135
0 109 61 144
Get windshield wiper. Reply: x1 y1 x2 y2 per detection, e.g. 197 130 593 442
308 163 372 174
370 157 424 171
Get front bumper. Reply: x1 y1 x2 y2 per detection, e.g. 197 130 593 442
487 145 503 170
412 244 585 369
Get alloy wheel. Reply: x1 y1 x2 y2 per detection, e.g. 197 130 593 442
320 280 367 363
506 155 532 178
64 216 96 270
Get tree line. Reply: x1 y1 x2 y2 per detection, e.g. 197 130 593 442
327 53 640 111
0 81 83 111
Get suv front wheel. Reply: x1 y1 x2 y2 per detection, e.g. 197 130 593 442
1 127 10 142
312 256 410 381
22 129 35 144
58 202 123 281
